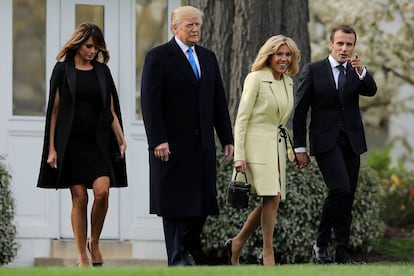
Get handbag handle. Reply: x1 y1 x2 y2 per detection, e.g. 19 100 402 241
233 171 248 184
278 125 298 162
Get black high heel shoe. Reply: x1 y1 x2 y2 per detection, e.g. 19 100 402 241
224 239 233 265
257 252 263 265
87 242 104 267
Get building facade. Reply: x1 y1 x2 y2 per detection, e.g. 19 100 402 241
0 0 180 266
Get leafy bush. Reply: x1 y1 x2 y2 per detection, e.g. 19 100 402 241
0 156 18 266
381 169 414 228
367 149 414 229
366 148 392 174
201 148 383 264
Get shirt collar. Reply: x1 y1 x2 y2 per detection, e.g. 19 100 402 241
174 36 195 54
328 55 346 70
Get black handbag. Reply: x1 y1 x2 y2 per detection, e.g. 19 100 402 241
227 171 251 209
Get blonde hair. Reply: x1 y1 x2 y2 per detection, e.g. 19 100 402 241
251 35 301 76
56 22 109 63
170 5 203 32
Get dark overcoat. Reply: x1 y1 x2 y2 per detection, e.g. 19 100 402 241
293 58 377 155
37 59 127 189
141 38 233 218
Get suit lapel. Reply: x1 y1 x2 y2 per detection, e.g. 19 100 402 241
324 59 343 103
324 59 337 92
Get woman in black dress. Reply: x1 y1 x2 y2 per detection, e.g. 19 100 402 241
37 23 127 267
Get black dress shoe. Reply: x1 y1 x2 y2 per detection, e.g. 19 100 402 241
182 250 196 266
312 243 333 264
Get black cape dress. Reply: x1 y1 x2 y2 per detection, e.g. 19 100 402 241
37 59 127 189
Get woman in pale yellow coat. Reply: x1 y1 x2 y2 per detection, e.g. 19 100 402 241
225 35 301 265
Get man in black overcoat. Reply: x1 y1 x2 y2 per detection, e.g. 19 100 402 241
141 6 234 266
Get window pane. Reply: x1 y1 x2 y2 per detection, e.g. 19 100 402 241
75 4 104 30
135 0 168 120
13 0 46 116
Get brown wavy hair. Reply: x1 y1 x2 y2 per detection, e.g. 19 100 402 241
56 22 109 63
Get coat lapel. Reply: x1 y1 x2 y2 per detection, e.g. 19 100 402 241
280 75 294 123
266 71 282 118
65 60 108 107
65 60 77 104
168 38 199 87
194 45 204 84
93 61 108 108
265 70 293 123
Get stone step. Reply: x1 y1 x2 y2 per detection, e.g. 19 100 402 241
50 239 132 259
34 239 167 267
34 257 166 267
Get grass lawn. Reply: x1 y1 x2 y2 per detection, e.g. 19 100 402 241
2 236 413 275
374 237 414 262
1 264 414 276
353 236 414 263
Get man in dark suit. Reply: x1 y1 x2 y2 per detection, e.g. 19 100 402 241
292 25 377 264
141 6 234 266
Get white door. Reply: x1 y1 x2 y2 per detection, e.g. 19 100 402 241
59 0 121 239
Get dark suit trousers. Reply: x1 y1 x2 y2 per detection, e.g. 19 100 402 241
162 216 206 266
314 131 360 258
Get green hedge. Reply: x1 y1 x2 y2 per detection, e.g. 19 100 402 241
0 157 18 266
201 149 383 264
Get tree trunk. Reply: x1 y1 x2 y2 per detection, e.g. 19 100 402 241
185 0 310 122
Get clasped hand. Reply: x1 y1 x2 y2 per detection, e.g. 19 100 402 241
293 152 310 169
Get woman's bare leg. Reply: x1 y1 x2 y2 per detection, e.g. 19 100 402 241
89 176 110 264
230 206 263 264
70 184 89 267
261 195 280 265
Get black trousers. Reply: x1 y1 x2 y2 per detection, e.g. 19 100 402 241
162 216 207 266
314 132 360 260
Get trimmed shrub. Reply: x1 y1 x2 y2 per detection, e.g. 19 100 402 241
0 156 18 266
201 148 383 264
